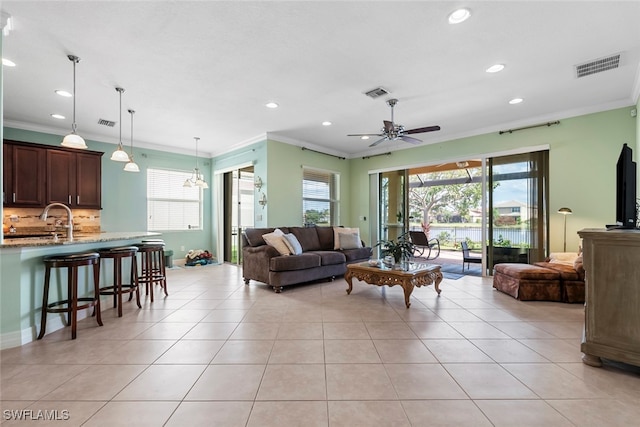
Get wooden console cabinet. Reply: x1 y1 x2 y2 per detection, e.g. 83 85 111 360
578 228 640 367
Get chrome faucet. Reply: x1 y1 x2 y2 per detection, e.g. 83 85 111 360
40 203 74 241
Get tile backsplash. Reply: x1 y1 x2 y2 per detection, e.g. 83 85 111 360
2 207 101 235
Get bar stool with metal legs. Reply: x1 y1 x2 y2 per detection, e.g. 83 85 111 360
38 252 102 340
98 246 141 317
135 242 168 302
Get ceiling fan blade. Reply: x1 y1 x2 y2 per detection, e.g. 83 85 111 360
400 135 422 144
369 137 388 147
383 120 394 133
347 133 383 137
405 125 441 134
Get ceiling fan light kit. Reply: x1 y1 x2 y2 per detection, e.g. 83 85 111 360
347 98 441 147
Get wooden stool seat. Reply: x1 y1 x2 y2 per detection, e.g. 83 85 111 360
38 252 102 340
135 243 168 302
98 246 141 317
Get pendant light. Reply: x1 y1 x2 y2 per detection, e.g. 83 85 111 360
124 109 140 172
183 137 208 189
110 87 130 161
61 55 87 149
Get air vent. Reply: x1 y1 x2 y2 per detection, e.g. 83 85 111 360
97 118 116 127
576 53 620 78
364 87 390 99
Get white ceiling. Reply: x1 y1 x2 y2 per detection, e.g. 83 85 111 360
2 1 640 159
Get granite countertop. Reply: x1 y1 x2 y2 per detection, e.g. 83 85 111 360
1 231 161 248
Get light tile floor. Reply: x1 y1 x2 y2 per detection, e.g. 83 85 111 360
2 263 640 426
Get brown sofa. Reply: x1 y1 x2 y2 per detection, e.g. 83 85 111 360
242 226 371 292
493 253 585 303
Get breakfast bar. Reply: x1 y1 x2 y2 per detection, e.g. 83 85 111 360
0 231 161 349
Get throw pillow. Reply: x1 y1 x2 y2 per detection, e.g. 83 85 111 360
333 227 362 250
548 252 579 266
338 232 361 250
283 233 303 255
262 230 290 256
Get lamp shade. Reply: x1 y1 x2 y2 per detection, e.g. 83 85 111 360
110 147 130 162
558 207 573 215
61 133 87 149
124 160 140 172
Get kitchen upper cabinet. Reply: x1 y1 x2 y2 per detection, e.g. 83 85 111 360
3 141 46 207
3 140 103 209
46 148 103 209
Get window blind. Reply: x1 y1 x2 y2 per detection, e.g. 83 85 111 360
147 168 202 231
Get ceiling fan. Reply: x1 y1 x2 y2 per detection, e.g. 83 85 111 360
348 98 441 147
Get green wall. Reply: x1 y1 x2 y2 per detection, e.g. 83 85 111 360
265 141 353 227
349 106 638 252
2 127 213 260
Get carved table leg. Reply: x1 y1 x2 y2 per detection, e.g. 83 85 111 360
345 270 353 295
402 279 414 308
433 271 443 295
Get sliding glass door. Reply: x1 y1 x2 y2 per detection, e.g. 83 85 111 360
487 151 549 269
223 166 255 264
379 170 408 244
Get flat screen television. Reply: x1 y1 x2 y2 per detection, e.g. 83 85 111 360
615 143 637 229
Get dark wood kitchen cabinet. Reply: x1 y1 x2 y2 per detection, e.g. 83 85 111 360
46 149 103 209
3 140 103 209
2 141 46 206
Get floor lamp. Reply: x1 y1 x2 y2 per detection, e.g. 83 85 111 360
558 207 573 252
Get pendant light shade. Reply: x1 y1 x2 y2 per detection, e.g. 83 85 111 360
61 55 87 149
110 87 130 162
124 109 140 172
183 137 208 189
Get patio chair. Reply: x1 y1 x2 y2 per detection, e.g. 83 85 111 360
461 241 482 271
409 231 440 260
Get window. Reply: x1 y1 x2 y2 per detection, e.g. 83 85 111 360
511 207 521 213
147 168 202 231
302 168 339 226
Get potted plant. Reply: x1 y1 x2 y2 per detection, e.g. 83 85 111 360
376 231 415 264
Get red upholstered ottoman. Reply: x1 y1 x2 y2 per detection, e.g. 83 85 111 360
493 263 562 301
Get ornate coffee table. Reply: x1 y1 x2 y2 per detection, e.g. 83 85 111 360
345 262 443 308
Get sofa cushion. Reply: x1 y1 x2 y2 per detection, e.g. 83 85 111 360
339 247 372 263
270 253 320 272
289 227 321 251
494 263 559 280
316 226 335 250
307 250 345 266
244 228 275 247
283 233 303 255
534 262 581 281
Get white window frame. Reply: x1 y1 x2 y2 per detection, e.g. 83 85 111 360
147 168 203 231
302 167 340 226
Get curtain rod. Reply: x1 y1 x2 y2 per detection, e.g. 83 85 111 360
499 121 560 135
362 152 392 160
301 147 346 160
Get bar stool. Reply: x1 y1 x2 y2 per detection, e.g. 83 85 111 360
38 252 102 340
135 242 168 302
98 246 141 317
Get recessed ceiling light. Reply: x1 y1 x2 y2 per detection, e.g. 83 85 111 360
2 58 16 67
448 8 471 24
509 98 524 105
361 136 370 140
265 102 279 109
55 90 73 97
322 121 332 126
486 64 505 73
51 114 65 120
